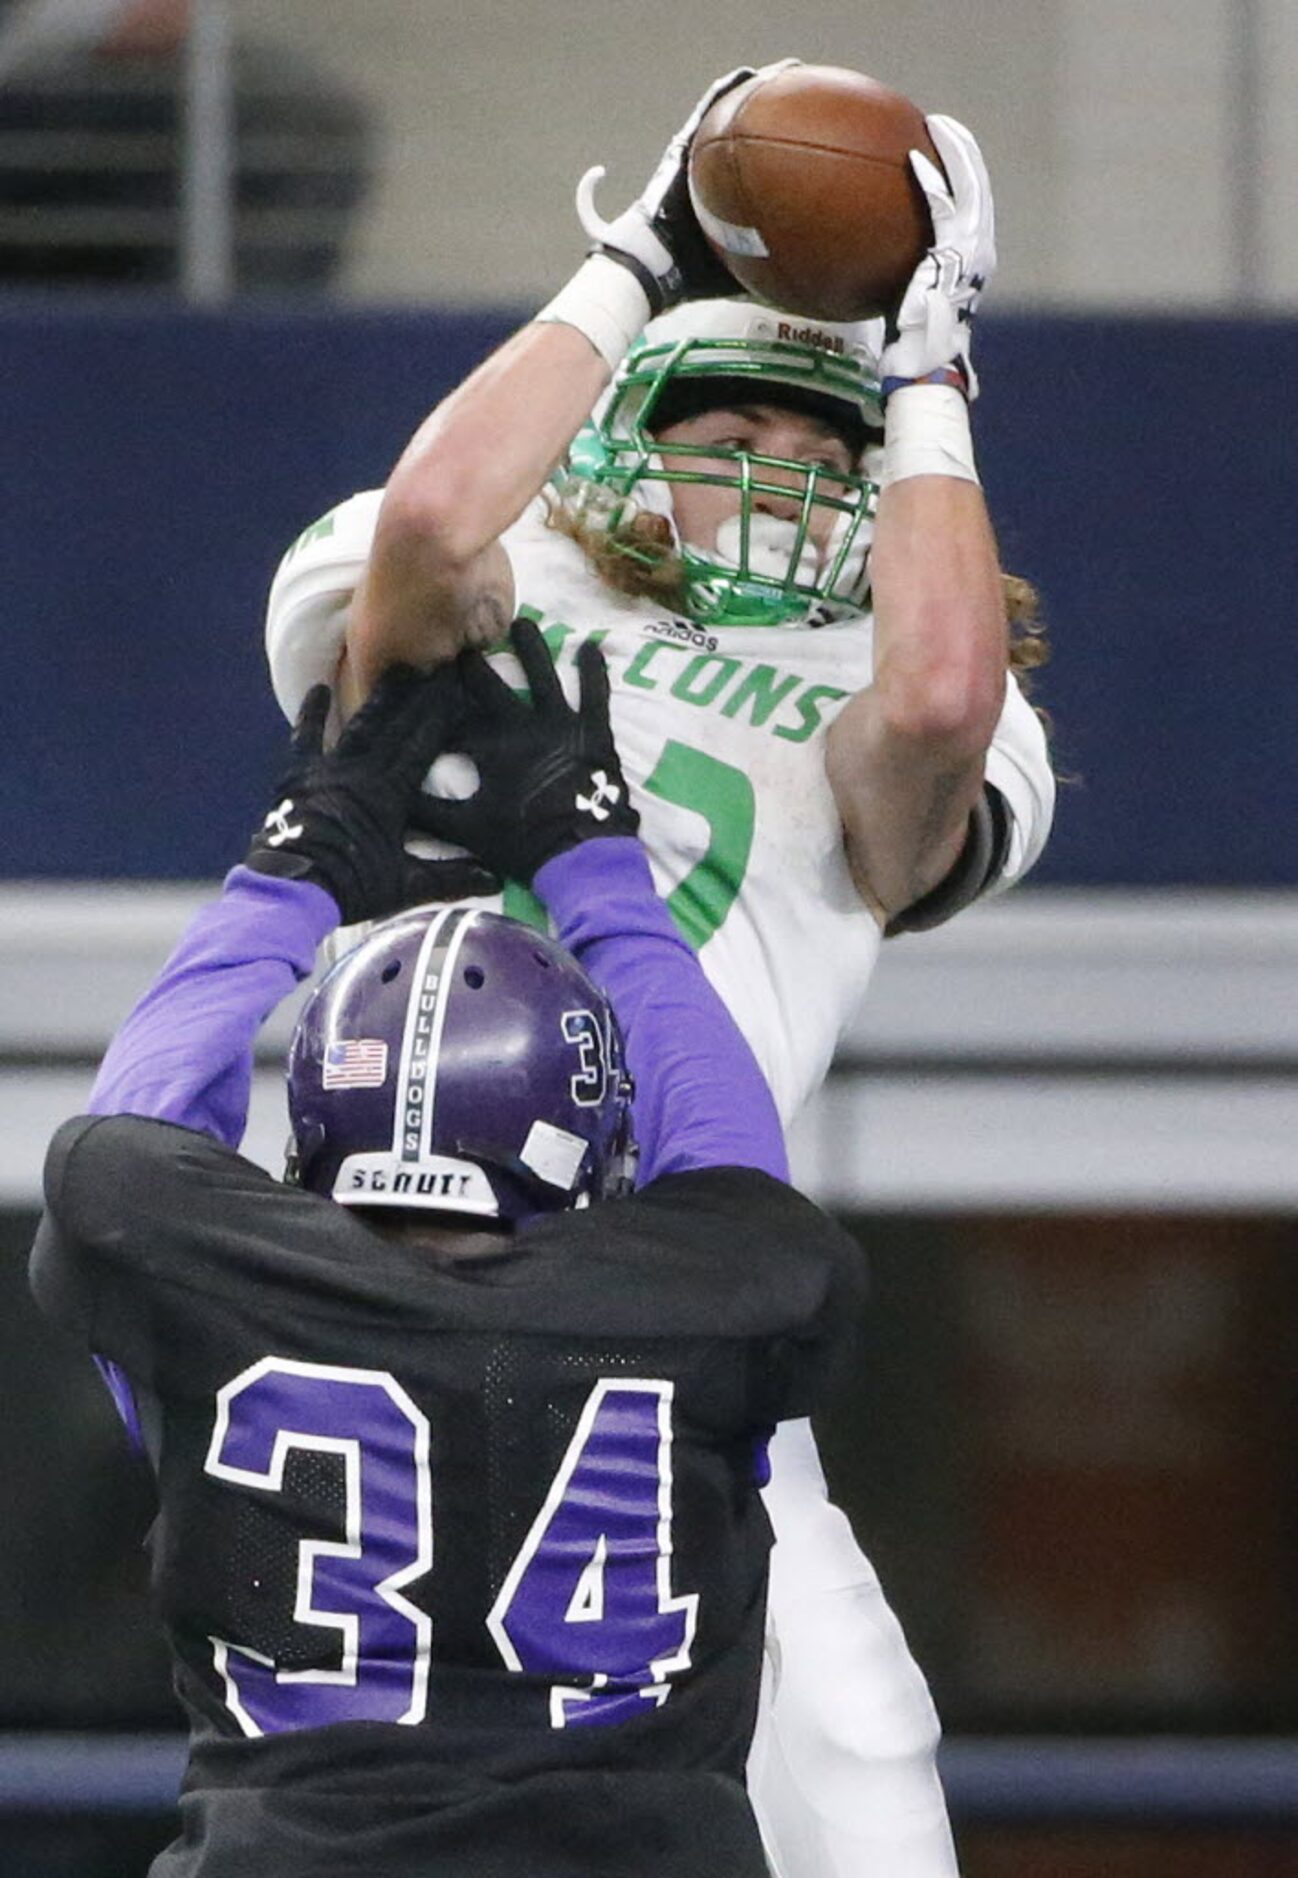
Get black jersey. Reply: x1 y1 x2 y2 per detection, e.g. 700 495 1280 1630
33 1113 862 1878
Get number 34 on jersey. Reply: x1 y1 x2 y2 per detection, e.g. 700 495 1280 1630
204 1357 698 1737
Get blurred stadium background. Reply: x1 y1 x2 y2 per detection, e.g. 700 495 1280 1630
2 1 1296 1873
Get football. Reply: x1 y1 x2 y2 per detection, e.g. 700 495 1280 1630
687 64 940 321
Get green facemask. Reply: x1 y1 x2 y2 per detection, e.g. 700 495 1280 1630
564 325 882 628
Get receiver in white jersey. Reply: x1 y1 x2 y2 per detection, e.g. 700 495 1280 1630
266 487 1054 1125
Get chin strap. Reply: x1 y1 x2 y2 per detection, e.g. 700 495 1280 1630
885 784 1010 937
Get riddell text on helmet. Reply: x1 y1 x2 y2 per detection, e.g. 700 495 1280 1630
776 321 846 353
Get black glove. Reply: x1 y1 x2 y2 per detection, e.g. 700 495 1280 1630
409 618 638 884
245 663 498 924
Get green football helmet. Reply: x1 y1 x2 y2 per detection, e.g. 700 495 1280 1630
564 298 884 628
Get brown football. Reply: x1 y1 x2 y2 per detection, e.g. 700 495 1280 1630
687 64 940 320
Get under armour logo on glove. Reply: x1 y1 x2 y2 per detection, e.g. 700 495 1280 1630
407 619 640 884
262 799 305 847
576 770 622 822
244 668 500 925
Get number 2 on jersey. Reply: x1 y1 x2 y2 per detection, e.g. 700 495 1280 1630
205 1363 696 1735
643 740 755 952
502 738 755 953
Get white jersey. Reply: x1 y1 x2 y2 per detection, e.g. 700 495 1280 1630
266 490 1054 1123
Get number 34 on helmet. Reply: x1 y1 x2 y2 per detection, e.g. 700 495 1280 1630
286 906 637 1224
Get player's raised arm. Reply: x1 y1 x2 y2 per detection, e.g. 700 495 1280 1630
826 115 1011 929
412 618 789 1183
340 67 773 707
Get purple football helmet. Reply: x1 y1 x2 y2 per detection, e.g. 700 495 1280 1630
287 906 636 1223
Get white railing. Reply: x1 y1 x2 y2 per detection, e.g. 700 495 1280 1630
3 884 1295 1212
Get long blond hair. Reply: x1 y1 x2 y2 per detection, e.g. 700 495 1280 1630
544 483 1050 688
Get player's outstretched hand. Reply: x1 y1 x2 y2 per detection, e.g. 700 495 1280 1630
879 114 996 401
410 618 639 885
575 62 798 315
244 664 498 924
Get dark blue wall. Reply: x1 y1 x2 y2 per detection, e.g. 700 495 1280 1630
975 316 1295 888
4 301 1293 884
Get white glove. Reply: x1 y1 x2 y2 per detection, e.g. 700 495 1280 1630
576 60 799 315
879 114 996 400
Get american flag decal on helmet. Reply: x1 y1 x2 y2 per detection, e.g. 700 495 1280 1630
322 1039 388 1089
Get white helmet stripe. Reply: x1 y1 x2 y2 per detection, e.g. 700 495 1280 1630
392 905 479 1165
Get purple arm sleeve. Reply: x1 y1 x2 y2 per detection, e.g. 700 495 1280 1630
88 866 339 1148
534 838 789 1185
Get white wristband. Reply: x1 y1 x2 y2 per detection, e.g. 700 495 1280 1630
880 384 980 489
534 254 651 372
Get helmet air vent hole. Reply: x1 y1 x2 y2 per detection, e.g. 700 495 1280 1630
532 951 552 970
381 961 402 983
464 964 485 989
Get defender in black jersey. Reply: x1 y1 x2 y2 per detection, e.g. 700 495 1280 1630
32 629 863 1878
